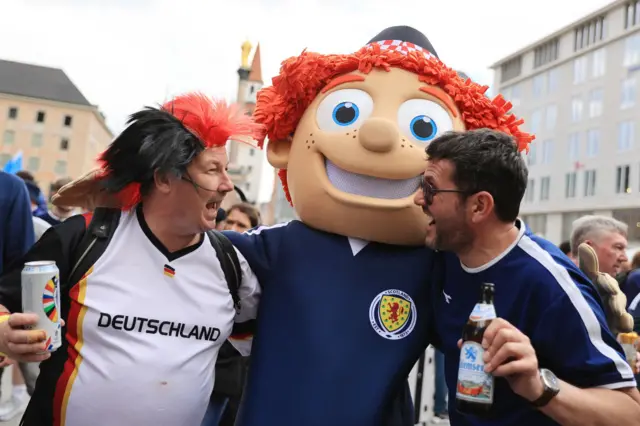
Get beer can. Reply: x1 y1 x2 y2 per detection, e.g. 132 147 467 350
21 261 62 353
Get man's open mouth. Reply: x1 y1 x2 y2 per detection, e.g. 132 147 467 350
325 159 421 199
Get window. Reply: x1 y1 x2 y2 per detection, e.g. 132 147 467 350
526 144 537 166
249 148 255 156
616 165 631 193
584 169 597 196
587 129 600 157
31 133 43 147
547 69 559 94
510 85 521 106
524 214 547 236
540 176 551 200
245 182 251 191
618 121 635 152
545 105 557 130
574 16 606 51
27 157 40 172
63 115 73 127
60 138 69 151
534 38 559 68
501 56 522 83
588 89 604 117
54 160 67 175
7 107 17 119
621 77 637 109
568 133 580 161
2 130 15 145
524 179 535 202
565 172 577 198
36 111 46 123
0 153 10 167
573 56 588 84
532 74 545 97
591 48 606 78
624 33 640 67
530 109 542 134
542 140 554 164
625 1 640 29
571 97 583 122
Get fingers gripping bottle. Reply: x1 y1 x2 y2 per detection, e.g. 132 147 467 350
456 282 496 416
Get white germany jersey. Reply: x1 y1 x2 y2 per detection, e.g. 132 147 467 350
57 208 259 426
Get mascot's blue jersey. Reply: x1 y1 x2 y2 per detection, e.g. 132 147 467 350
224 220 436 426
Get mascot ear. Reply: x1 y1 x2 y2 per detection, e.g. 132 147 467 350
266 137 292 169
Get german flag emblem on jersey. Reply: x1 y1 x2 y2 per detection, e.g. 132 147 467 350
163 264 175 278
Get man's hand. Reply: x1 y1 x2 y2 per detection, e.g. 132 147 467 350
458 318 543 402
51 168 119 210
0 313 53 363
0 357 16 368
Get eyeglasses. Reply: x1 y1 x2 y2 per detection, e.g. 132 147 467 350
421 175 469 205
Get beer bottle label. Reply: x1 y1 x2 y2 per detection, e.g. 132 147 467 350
469 303 496 322
456 341 494 404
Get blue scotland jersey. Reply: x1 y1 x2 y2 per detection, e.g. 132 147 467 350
434 219 636 426
224 221 436 426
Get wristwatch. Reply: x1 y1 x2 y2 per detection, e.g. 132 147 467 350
531 368 560 407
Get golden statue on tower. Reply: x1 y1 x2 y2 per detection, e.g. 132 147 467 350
241 40 253 69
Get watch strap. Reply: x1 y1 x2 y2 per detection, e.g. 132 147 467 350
531 370 560 407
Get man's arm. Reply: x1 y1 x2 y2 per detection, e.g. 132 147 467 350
538 381 640 426
3 179 35 268
228 247 261 356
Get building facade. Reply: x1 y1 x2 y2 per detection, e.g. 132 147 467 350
226 42 265 206
0 59 113 198
491 0 640 245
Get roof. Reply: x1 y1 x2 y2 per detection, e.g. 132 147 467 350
0 59 92 106
248 44 263 83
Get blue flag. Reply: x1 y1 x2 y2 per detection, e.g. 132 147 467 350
2 151 23 174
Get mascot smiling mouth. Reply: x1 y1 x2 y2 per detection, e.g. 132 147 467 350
325 158 421 200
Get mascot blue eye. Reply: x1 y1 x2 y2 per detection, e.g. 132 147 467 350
409 115 437 141
332 102 360 126
398 99 454 145
316 89 373 132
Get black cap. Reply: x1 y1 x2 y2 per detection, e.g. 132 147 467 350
367 26 438 58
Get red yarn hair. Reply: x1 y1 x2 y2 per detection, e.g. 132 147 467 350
253 44 534 204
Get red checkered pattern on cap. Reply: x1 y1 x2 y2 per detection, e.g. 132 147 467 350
368 40 436 60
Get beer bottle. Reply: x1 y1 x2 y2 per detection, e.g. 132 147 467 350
456 282 496 416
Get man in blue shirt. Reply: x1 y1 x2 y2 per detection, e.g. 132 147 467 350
414 129 640 425
0 171 35 275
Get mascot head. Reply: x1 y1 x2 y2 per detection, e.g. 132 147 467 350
253 26 532 246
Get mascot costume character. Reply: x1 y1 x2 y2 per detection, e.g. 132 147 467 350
53 26 633 425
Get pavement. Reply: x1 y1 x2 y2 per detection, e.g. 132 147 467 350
0 365 24 426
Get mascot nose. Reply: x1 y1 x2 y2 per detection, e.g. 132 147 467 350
358 118 399 153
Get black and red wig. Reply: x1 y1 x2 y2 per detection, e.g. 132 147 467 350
97 92 264 210
253 44 534 205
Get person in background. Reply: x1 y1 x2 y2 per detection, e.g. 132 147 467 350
223 203 261 233
15 174 52 241
570 215 629 278
35 177 76 226
15 171 47 215
622 252 640 314
0 171 36 421
432 349 448 423
557 240 578 265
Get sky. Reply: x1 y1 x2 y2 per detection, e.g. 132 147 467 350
1 0 614 202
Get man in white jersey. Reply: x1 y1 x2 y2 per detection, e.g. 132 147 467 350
0 92 263 426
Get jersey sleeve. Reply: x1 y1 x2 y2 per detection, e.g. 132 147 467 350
229 247 261 356
530 267 636 390
3 179 35 269
222 223 288 283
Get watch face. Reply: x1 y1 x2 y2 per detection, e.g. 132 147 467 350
541 369 560 391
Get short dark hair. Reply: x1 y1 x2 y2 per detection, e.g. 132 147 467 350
228 202 261 228
425 129 528 222
558 241 571 256
16 170 35 182
51 177 72 193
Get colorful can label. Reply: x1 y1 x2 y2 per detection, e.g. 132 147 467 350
456 341 494 404
21 261 62 353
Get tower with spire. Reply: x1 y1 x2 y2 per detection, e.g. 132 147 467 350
223 40 266 210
